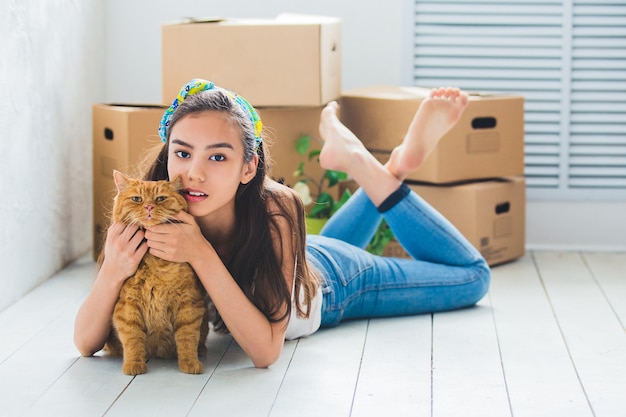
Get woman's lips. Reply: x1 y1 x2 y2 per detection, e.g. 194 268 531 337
183 189 208 203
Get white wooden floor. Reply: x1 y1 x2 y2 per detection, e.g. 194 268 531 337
0 251 624 417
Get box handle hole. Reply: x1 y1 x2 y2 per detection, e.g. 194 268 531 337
472 117 497 129
495 202 510 214
104 128 114 141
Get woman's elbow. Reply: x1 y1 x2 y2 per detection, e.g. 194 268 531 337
75 341 95 357
250 343 283 368
73 333 100 357
251 351 280 369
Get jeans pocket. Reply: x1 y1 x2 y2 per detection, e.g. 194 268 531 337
320 241 375 287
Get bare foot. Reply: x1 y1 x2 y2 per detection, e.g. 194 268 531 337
318 101 369 174
318 101 403 206
386 87 469 180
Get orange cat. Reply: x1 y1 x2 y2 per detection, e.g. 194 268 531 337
104 170 210 375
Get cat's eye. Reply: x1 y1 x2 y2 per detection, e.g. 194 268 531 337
132 196 142 203
156 196 166 203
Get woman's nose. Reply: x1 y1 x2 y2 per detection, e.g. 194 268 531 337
187 161 205 182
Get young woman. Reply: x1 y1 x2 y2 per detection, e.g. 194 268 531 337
74 79 490 368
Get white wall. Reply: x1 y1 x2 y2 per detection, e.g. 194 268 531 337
0 0 105 311
527 201 626 252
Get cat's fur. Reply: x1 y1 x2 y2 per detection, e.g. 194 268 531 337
104 170 209 375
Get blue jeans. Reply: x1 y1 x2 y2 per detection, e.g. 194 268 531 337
305 186 491 328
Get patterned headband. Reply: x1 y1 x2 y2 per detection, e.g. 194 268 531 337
159 79 263 151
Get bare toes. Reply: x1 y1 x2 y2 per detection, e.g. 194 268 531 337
456 91 469 106
430 87 463 101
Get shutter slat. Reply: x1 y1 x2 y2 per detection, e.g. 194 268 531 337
571 124 626 135
415 25 563 37
415 15 563 26
570 178 626 188
414 46 562 58
572 157 626 164
570 136 626 145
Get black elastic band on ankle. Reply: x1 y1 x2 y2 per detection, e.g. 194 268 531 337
377 183 410 213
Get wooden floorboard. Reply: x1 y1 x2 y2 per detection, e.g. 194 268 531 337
583 252 626 329
0 256 96 364
534 252 626 417
270 320 368 417
431 298 511 417
0 251 624 417
488 254 592 417
350 315 432 417
188 337 296 417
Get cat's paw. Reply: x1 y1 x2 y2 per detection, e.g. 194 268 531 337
122 360 147 375
179 358 204 374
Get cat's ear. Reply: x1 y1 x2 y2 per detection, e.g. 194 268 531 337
113 170 130 192
170 175 184 191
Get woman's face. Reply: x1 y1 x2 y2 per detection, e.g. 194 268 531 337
167 111 258 220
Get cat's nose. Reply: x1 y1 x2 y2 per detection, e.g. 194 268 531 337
145 205 154 212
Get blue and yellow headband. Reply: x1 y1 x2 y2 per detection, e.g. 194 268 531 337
159 78 263 151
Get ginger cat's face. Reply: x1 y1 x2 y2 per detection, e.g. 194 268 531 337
112 171 187 227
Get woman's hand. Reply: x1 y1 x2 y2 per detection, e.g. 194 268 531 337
101 222 148 282
144 211 208 264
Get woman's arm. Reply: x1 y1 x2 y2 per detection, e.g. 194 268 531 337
193 247 289 368
73 223 148 356
145 211 295 368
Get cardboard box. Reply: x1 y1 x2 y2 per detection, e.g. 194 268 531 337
258 106 337 199
340 85 525 183
92 104 166 259
389 177 526 266
162 14 342 107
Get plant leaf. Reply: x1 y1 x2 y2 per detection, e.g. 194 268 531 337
325 170 348 188
308 149 321 161
366 220 394 255
310 192 333 218
293 162 304 178
295 135 311 156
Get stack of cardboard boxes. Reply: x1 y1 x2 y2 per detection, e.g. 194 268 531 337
92 14 342 259
340 86 526 266
92 13 525 266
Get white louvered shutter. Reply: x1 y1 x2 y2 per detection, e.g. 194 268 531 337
412 0 626 200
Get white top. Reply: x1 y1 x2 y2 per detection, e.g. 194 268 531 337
284 254 323 340
285 285 323 340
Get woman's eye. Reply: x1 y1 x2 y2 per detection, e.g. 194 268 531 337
132 196 142 203
210 154 226 162
175 150 190 159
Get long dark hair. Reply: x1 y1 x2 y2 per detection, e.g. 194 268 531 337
143 90 319 332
